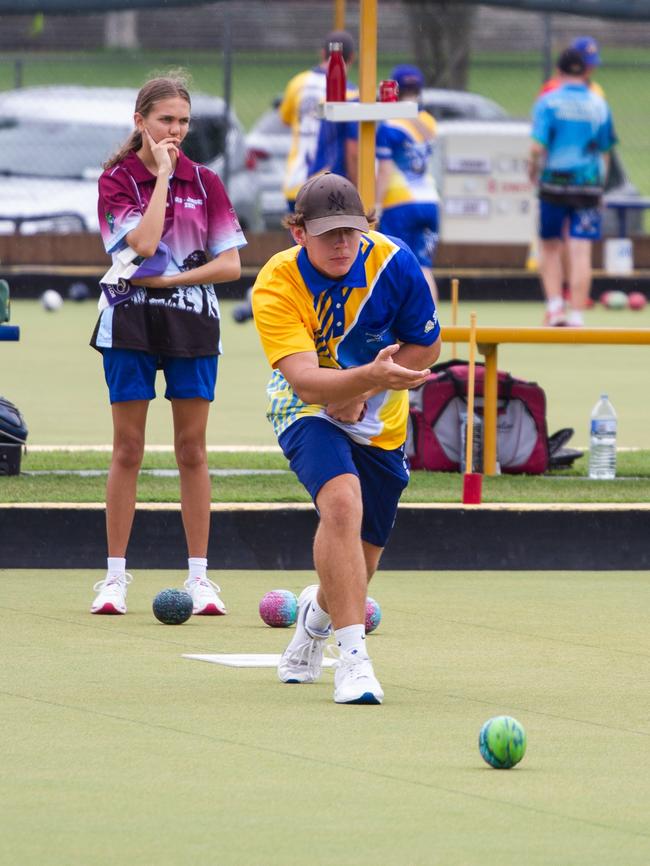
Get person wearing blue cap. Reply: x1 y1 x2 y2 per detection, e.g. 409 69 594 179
540 36 604 98
375 64 439 301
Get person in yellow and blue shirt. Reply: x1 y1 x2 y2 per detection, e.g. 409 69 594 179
252 173 441 705
279 30 357 210
375 64 439 302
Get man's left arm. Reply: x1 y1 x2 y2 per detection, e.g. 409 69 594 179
326 337 441 423
392 338 441 372
528 141 546 185
326 262 442 423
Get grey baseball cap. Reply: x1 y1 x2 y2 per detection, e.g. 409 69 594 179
295 172 369 236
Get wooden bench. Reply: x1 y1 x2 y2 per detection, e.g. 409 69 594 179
441 326 650 475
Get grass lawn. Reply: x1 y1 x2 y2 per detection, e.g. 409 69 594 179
2 296 650 503
2 448 650 504
2 568 649 866
4 297 650 449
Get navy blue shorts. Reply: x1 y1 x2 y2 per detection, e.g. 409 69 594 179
380 202 439 267
279 417 410 548
102 348 218 404
539 199 601 241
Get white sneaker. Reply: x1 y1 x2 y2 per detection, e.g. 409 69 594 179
91 572 133 615
278 585 330 684
544 309 567 327
330 647 384 705
183 576 227 615
566 310 584 327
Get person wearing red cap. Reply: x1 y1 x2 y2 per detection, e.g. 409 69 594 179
252 172 441 705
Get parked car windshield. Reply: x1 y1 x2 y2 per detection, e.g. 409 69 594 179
0 115 229 179
0 119 126 178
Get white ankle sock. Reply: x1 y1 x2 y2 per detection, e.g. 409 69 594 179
188 557 207 580
305 595 331 635
107 557 126 577
335 624 367 657
547 296 564 314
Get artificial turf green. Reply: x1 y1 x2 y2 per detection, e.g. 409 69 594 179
4 297 650 502
7 298 650 450
2 569 649 866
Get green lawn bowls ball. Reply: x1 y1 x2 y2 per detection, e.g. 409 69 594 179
152 588 193 625
479 716 527 769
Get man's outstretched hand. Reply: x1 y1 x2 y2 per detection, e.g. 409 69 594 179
367 344 431 391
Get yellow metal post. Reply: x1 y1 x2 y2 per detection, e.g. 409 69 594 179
334 0 346 29
450 277 459 358
465 313 478 473
358 0 377 210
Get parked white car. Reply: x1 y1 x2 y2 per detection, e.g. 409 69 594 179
0 85 264 235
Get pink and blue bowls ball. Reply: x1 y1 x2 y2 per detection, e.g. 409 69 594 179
259 589 298 628
152 588 193 625
365 596 382 633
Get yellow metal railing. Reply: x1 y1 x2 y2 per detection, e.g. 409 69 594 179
441 326 650 475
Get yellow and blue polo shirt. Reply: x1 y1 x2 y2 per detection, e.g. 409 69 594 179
252 230 440 450
279 67 327 202
376 111 439 209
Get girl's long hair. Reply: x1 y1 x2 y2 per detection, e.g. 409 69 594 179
103 72 191 170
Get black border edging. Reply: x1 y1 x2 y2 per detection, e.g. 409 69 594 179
0 506 648 570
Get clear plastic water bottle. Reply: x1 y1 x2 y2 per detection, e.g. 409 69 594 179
460 411 483 474
588 394 617 480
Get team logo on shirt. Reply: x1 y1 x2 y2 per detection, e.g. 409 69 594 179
174 195 204 209
229 207 242 232
424 312 438 333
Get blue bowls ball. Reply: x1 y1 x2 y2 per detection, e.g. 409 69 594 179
152 588 193 625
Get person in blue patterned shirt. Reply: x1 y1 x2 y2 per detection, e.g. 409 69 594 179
530 48 617 327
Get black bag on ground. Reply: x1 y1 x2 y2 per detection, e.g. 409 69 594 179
0 396 28 476
0 396 28 445
405 360 582 474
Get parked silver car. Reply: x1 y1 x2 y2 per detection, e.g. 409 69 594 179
245 88 640 235
0 85 263 235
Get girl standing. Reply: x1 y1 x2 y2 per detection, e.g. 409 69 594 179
90 73 246 616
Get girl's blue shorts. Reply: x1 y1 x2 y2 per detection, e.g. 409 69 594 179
102 348 218 403
278 417 410 548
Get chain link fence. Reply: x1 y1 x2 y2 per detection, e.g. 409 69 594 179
0 2 648 234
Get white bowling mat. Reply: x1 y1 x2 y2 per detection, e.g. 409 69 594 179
183 653 336 668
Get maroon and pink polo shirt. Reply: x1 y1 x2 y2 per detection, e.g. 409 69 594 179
92 150 246 358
